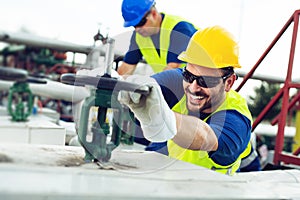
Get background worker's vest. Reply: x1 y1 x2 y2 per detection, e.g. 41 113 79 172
168 90 253 175
136 14 190 73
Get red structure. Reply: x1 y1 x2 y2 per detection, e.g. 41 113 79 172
236 10 300 166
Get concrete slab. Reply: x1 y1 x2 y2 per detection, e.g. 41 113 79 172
0 143 299 199
0 116 66 145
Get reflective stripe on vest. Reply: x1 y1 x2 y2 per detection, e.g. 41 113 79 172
239 147 258 168
168 90 253 175
136 14 190 73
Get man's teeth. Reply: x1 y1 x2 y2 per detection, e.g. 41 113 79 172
191 94 204 100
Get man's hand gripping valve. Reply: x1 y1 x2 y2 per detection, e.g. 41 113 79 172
118 75 177 142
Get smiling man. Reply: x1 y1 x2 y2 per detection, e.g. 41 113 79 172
118 26 261 175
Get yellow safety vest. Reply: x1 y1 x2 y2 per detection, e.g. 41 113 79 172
136 14 194 73
168 90 253 175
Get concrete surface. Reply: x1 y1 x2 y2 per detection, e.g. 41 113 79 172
0 143 299 199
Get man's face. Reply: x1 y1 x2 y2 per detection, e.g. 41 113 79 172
134 9 159 37
183 63 228 113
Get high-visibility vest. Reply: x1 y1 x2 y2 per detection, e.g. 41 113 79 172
168 90 253 175
136 14 193 73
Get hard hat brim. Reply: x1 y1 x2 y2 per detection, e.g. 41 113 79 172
123 16 143 27
178 51 196 65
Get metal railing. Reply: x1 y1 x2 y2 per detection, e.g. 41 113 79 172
236 9 300 166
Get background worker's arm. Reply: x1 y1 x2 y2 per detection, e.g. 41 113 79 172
172 112 218 151
163 62 182 71
117 62 137 75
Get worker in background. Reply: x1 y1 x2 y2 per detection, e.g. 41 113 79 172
118 26 261 175
117 0 198 75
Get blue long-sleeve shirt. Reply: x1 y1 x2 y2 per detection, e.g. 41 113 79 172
150 68 252 166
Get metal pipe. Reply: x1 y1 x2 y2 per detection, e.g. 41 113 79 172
0 79 89 103
0 30 124 59
0 31 93 54
104 38 115 76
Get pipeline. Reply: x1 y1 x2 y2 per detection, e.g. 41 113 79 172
0 79 89 103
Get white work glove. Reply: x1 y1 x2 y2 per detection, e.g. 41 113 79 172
118 75 177 142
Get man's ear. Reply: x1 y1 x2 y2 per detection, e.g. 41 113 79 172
151 8 157 18
224 74 236 92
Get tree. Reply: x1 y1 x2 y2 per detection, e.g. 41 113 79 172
248 81 282 121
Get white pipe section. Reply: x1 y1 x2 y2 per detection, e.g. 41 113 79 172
0 80 89 103
0 31 93 54
0 30 124 58
0 80 11 91
235 69 300 84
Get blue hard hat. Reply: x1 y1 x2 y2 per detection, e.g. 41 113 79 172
121 0 155 27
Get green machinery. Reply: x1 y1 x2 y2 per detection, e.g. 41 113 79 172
61 38 150 162
61 73 149 162
0 66 46 121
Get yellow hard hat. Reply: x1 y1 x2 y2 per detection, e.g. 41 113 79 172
178 26 241 68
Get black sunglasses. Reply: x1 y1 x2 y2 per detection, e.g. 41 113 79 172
134 11 151 28
182 67 233 88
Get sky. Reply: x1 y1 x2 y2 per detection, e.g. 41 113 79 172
0 0 299 97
